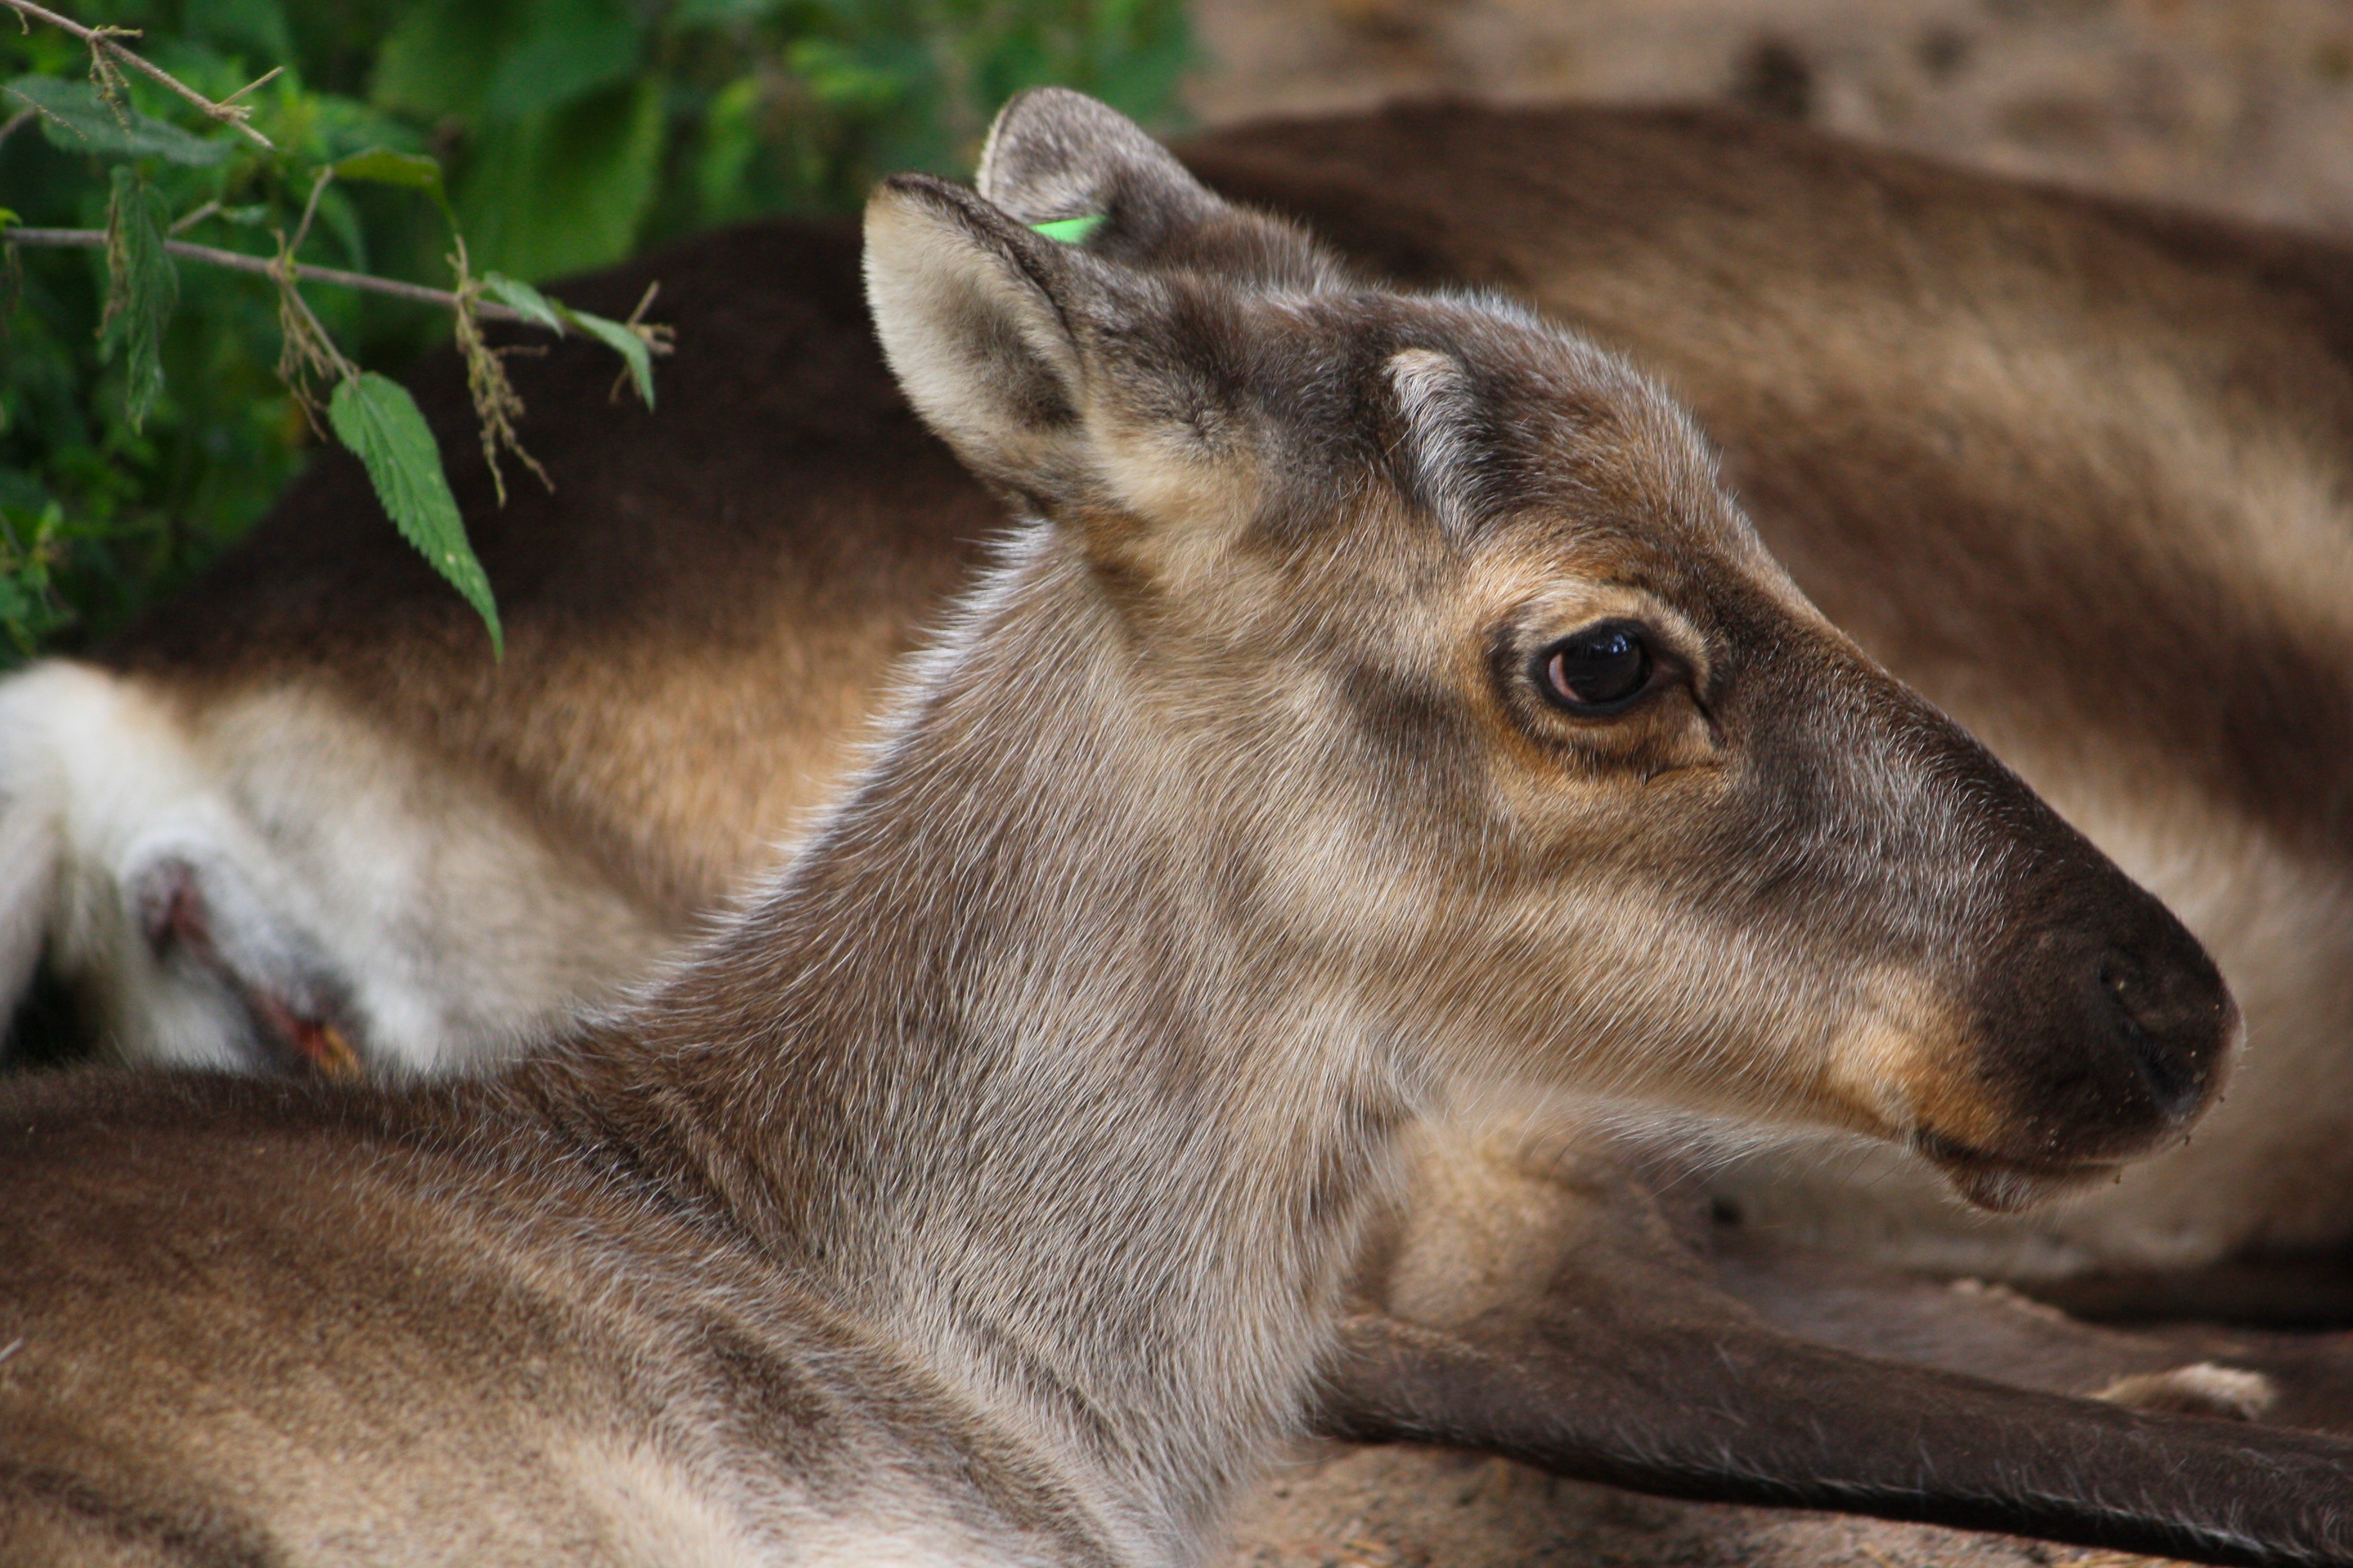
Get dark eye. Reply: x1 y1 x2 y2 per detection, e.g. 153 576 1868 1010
1536 621 1655 714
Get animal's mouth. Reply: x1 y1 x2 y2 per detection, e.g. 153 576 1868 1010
1912 1128 2116 1214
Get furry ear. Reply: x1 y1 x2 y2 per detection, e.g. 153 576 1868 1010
867 157 1271 543
864 173 1102 505
977 87 1340 290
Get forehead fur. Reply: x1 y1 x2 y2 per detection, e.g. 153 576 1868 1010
1183 282 1734 559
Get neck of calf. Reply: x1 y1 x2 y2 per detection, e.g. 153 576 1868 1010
549 534 1421 1551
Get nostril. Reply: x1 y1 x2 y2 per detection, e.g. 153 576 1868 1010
2098 957 2205 1122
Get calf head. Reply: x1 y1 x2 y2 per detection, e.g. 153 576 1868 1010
869 89 2237 1212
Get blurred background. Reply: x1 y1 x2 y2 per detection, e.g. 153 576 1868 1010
3 0 2348 656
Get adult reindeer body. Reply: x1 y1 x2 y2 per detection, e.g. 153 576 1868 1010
7 95 2334 1565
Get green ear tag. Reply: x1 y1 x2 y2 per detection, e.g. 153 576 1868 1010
1031 213 1106 245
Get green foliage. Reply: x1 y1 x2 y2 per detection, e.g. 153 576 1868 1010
6 73 226 163
101 165 179 428
482 271 657 406
327 370 500 653
0 0 1190 660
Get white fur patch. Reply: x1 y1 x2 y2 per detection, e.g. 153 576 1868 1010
0 661 664 1073
1386 348 1479 536
2093 1363 2277 1421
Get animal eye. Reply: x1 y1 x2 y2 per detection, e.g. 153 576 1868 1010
1536 621 1655 714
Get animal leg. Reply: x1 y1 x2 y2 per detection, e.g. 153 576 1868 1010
1316 1121 2353 1566
1707 1225 2353 1434
1318 1306 2353 1567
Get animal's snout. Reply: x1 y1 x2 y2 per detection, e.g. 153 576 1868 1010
2089 946 2222 1126
1957 877 2237 1186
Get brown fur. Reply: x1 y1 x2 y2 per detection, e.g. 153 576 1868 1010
1 93 2315 1567
1185 104 2353 1272
1183 103 2353 863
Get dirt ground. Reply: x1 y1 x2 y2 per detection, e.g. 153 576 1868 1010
1181 3 2342 1565
1188 0 2353 233
1221 1443 2172 1568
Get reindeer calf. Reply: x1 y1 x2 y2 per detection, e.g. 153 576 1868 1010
10 93 2339 1566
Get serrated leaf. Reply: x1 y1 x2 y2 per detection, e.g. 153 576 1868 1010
102 167 179 431
326 373 502 655
480 272 565 332
4 75 230 166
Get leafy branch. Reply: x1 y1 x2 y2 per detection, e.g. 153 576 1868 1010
0 3 673 654
2 0 273 147
2 226 541 321
1 0 1183 663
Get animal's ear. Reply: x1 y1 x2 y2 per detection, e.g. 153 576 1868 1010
977 87 1338 289
865 172 1105 505
868 168 1266 538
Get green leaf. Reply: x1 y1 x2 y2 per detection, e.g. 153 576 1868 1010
331 146 455 234
481 0 641 121
331 147 446 194
481 273 656 408
455 79 664 280
557 306 654 408
101 167 180 432
3 75 230 166
326 373 502 654
479 272 565 332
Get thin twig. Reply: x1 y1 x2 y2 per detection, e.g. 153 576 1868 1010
3 226 535 323
165 197 219 237
0 0 275 149
0 105 32 150
216 64 282 107
286 167 330 260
